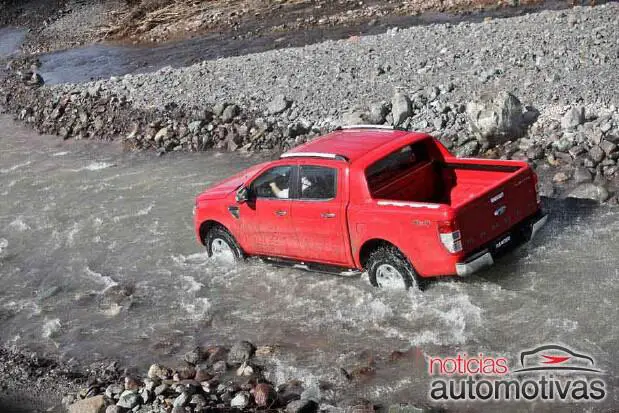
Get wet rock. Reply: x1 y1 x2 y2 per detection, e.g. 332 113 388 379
236 361 254 377
391 92 411 126
230 391 250 408
184 346 206 365
174 391 192 407
212 360 227 374
68 395 105 413
466 91 524 146
569 183 610 203
561 106 585 130
117 390 140 409
228 341 256 365
149 364 171 380
253 383 277 407
267 94 292 115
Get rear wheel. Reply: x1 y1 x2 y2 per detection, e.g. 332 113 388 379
205 226 243 265
367 246 420 290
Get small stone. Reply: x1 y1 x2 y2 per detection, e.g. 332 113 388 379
391 92 412 126
600 122 612 134
188 120 203 134
267 94 292 115
221 104 239 123
561 106 585 130
154 383 169 396
342 110 365 126
213 103 226 116
190 393 207 407
105 406 122 413
526 145 545 160
230 391 250 409
366 102 389 124
568 183 610 203
117 390 140 409
174 391 191 408
140 388 152 404
599 139 617 155
253 383 277 407
125 376 140 391
68 395 105 413
589 146 606 163
105 383 124 399
236 362 254 377
228 341 256 365
212 360 227 374
184 346 205 365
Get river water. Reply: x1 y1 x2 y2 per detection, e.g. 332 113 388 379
0 117 617 410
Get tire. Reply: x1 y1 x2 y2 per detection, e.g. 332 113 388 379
205 226 243 265
366 246 420 290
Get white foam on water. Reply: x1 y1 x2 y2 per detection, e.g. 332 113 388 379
8 217 31 232
85 266 119 292
112 203 155 222
52 151 69 156
42 318 62 338
73 161 115 172
181 297 212 321
182 275 204 293
0 160 32 173
3 299 41 318
65 222 82 246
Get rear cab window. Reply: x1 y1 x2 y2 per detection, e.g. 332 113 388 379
365 140 431 196
299 165 337 200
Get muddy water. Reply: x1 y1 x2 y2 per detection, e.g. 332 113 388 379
0 116 617 410
0 28 25 58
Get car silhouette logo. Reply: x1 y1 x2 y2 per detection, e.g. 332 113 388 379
513 344 602 374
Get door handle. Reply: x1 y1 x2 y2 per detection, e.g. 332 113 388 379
275 210 287 216
320 212 336 219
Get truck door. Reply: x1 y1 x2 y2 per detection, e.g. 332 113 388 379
289 165 349 265
239 165 297 257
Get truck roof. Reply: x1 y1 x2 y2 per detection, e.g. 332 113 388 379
281 127 428 163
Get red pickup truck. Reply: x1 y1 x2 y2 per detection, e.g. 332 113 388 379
193 126 547 289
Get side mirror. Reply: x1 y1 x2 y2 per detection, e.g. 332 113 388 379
235 186 249 203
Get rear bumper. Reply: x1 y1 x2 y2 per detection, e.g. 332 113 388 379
455 211 548 277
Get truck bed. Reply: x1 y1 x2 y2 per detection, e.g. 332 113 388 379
370 157 539 254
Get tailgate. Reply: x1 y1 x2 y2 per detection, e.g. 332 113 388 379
454 165 539 254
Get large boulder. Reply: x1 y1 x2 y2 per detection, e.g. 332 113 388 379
568 183 610 203
466 91 525 146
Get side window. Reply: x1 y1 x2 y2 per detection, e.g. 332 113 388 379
250 166 293 199
299 166 337 200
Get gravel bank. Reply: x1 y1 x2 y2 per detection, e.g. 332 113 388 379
2 3 617 202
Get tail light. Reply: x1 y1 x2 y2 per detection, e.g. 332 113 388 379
532 173 541 204
438 220 462 253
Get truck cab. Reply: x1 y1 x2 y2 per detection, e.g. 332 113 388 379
194 126 547 289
